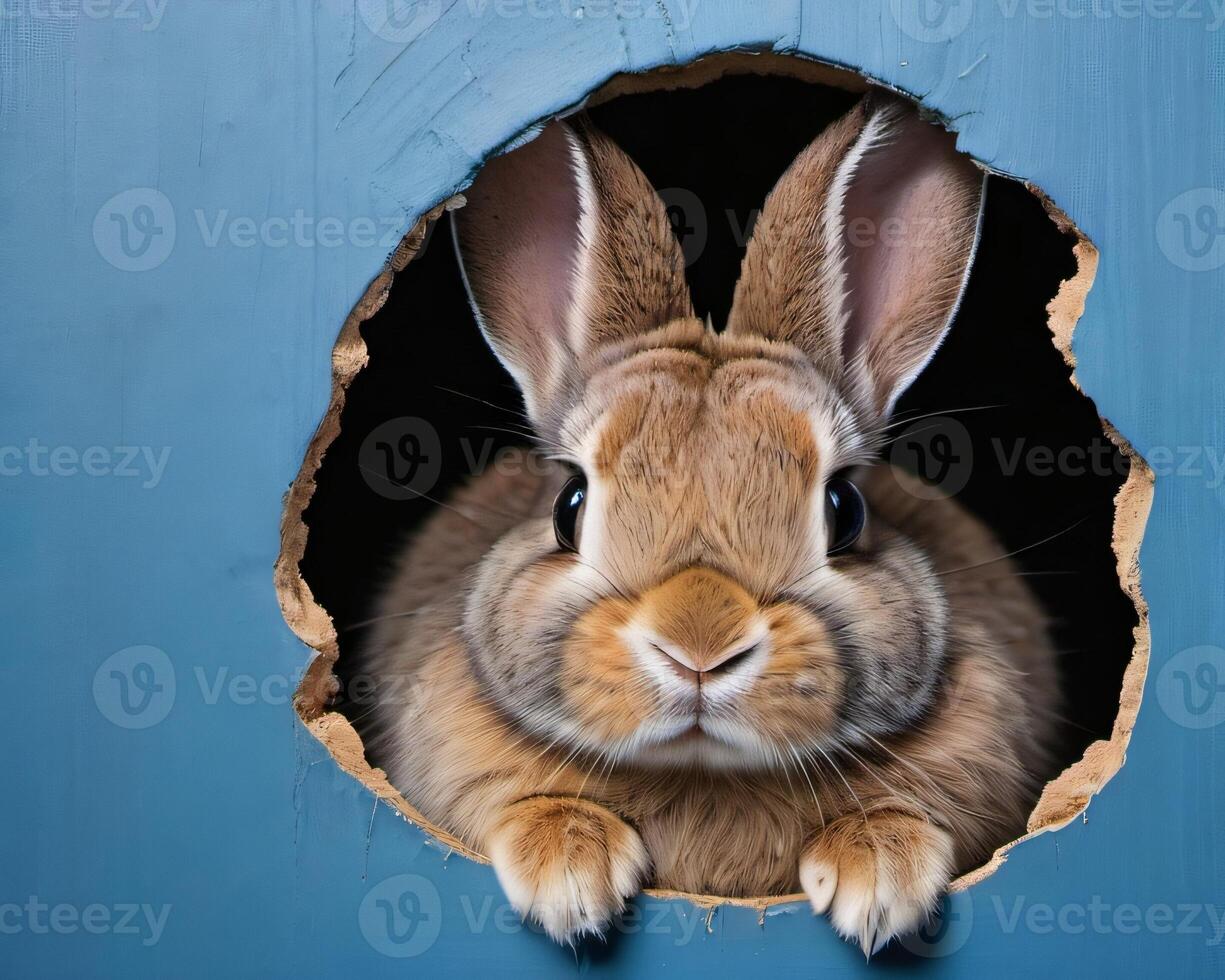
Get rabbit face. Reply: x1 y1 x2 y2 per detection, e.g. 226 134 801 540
462 325 947 769
454 95 981 772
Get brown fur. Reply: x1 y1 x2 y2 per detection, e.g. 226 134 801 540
366 460 1054 895
361 95 1057 951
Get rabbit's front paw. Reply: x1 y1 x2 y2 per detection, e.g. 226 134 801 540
486 796 650 945
799 811 954 956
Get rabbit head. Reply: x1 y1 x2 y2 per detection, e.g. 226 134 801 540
452 95 985 771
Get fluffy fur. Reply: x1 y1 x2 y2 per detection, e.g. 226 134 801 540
360 94 1058 954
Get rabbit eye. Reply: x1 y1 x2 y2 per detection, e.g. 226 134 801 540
825 476 866 555
553 473 587 552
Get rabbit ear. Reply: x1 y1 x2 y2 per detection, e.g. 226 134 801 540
726 95 985 418
453 117 693 428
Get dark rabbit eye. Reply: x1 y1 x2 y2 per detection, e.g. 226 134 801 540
553 473 587 552
825 477 866 555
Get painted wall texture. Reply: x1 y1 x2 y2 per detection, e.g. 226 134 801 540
2 0 1223 976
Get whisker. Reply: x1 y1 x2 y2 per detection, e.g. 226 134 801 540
784 742 825 828
880 403 1006 433
935 517 1090 578
434 384 528 420
355 464 527 526
341 609 424 631
814 744 869 826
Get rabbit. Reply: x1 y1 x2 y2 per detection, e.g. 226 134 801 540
359 92 1059 956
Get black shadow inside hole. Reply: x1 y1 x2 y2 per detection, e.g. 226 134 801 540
300 71 1135 799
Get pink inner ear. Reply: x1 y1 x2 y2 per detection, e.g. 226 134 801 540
456 123 585 387
516 133 586 342
838 111 977 370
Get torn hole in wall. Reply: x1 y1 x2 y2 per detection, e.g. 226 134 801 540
276 55 1152 911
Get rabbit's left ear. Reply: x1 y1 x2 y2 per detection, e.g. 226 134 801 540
726 95 985 418
453 116 693 431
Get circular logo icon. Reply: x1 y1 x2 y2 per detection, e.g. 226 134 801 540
889 0 975 43
93 645 176 729
1156 645 1225 730
899 891 973 958
356 0 444 43
888 415 973 498
1156 188 1225 272
658 187 708 268
358 873 442 957
92 188 176 272
358 417 443 501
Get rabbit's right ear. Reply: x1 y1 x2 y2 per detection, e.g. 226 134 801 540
726 95 985 420
453 118 693 432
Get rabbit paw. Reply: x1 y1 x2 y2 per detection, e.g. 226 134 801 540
486 796 650 945
799 811 954 956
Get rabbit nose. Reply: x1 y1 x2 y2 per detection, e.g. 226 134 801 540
636 566 762 683
647 639 761 682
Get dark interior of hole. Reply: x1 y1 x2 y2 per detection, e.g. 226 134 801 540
300 73 1136 775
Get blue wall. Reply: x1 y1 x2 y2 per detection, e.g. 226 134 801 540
1 1 1222 975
